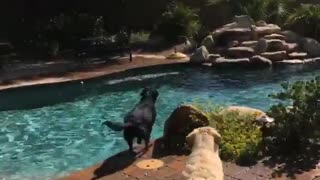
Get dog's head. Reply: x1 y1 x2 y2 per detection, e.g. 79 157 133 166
185 126 222 149
140 87 159 102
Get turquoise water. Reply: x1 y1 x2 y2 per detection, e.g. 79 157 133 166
0 65 320 179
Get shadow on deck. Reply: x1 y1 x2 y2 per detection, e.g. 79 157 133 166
59 138 320 180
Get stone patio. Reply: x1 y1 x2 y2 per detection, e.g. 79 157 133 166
59 138 320 180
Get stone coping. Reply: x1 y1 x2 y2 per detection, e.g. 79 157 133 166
0 56 189 91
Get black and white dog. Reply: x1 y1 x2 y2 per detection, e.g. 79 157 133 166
103 88 159 153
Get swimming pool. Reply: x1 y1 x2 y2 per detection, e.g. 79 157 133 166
0 64 320 179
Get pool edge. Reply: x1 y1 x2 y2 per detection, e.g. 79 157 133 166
0 57 190 92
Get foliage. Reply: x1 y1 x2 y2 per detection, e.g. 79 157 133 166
207 0 296 25
153 2 200 42
114 29 130 47
192 101 263 164
239 0 291 23
267 77 320 152
286 4 320 40
130 31 150 43
192 25 211 45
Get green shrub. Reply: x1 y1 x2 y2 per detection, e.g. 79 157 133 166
192 101 263 164
268 77 320 152
153 2 200 42
192 25 211 45
285 4 320 40
130 31 150 43
115 30 130 47
208 0 295 25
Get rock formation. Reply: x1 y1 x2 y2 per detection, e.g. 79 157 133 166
163 105 209 149
190 15 320 67
190 46 209 64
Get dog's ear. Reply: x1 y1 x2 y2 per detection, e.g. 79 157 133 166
185 129 198 148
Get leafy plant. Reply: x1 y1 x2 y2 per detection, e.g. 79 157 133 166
267 77 320 152
286 4 320 40
207 0 295 24
193 25 211 45
153 2 200 42
130 31 150 43
192 101 263 164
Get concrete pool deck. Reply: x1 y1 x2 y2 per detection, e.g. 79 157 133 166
0 54 189 91
59 138 320 180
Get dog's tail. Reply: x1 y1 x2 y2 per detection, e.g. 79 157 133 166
102 121 132 131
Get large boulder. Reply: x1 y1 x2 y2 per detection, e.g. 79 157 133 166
213 28 252 46
208 54 221 63
266 39 286 51
213 57 250 67
300 38 320 57
256 20 268 27
220 106 274 125
264 33 285 40
227 40 239 48
163 105 209 149
284 43 300 53
227 47 254 58
250 55 272 67
241 41 258 48
250 25 259 40
233 15 255 28
201 35 214 51
254 38 268 54
255 24 281 36
280 30 302 43
190 46 209 64
214 27 251 36
221 15 255 29
261 51 287 62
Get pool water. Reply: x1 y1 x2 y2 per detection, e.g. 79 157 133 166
0 65 320 179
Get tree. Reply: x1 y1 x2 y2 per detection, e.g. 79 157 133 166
153 2 200 42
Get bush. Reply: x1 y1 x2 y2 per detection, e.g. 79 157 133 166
115 29 130 47
193 25 211 45
218 0 294 25
285 4 320 40
192 102 263 164
267 77 320 152
130 31 150 43
153 2 200 42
